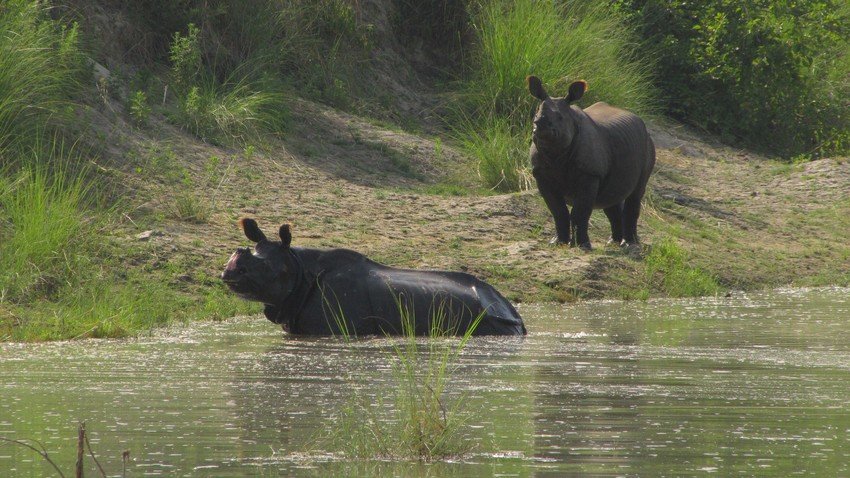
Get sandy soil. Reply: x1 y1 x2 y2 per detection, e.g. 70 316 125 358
97 92 849 304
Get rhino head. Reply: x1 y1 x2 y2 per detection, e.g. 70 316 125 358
221 218 294 304
527 75 587 155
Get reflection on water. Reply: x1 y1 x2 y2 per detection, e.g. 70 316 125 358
1 287 849 476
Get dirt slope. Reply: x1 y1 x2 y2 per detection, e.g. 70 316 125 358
76 0 847 304
100 91 849 305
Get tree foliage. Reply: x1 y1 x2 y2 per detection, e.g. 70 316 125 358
613 0 850 158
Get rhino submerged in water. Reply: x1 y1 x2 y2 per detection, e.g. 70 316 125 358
221 218 526 336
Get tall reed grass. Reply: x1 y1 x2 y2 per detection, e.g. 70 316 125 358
457 0 655 191
0 0 86 158
321 298 482 461
0 158 92 304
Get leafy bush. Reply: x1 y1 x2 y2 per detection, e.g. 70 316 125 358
612 0 850 158
168 23 202 95
128 90 151 126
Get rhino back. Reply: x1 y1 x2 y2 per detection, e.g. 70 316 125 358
293 249 524 336
366 268 523 335
583 102 651 206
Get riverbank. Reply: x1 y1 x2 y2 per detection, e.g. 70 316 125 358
100 96 850 305
2 80 848 342
1 0 847 342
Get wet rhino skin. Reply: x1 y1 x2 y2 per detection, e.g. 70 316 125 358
222 219 526 336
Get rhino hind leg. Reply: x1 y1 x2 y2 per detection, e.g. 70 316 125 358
623 190 645 245
603 202 625 246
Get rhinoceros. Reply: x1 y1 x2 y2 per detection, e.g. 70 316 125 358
527 75 655 250
221 218 526 336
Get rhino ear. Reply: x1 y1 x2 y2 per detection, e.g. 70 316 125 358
567 80 587 103
240 218 267 243
279 224 292 249
527 75 548 100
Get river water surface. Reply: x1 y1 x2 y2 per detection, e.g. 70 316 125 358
2 287 849 476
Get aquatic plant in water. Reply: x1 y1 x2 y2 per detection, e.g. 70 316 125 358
317 296 483 461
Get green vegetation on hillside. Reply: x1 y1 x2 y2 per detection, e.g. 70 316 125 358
1 0 848 341
456 0 655 191
0 1 246 341
612 0 850 159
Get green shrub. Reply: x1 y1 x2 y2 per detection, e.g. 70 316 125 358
128 90 151 126
612 0 850 158
168 23 202 95
457 0 655 191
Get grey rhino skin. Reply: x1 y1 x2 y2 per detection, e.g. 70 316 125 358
527 75 655 250
221 218 526 336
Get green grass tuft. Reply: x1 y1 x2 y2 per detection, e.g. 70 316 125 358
456 115 532 192
318 297 482 461
644 239 721 298
171 71 288 146
0 160 93 303
0 0 86 158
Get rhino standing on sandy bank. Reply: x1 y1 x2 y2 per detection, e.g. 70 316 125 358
527 75 655 250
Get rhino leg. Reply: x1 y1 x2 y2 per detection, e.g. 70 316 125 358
624 137 656 245
623 189 645 245
571 177 600 251
604 202 625 246
537 177 571 245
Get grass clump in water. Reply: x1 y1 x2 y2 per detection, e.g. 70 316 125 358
319 299 483 461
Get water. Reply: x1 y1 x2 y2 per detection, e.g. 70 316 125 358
2 287 849 476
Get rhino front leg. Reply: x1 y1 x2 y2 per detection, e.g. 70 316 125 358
536 177 571 245
571 177 600 251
